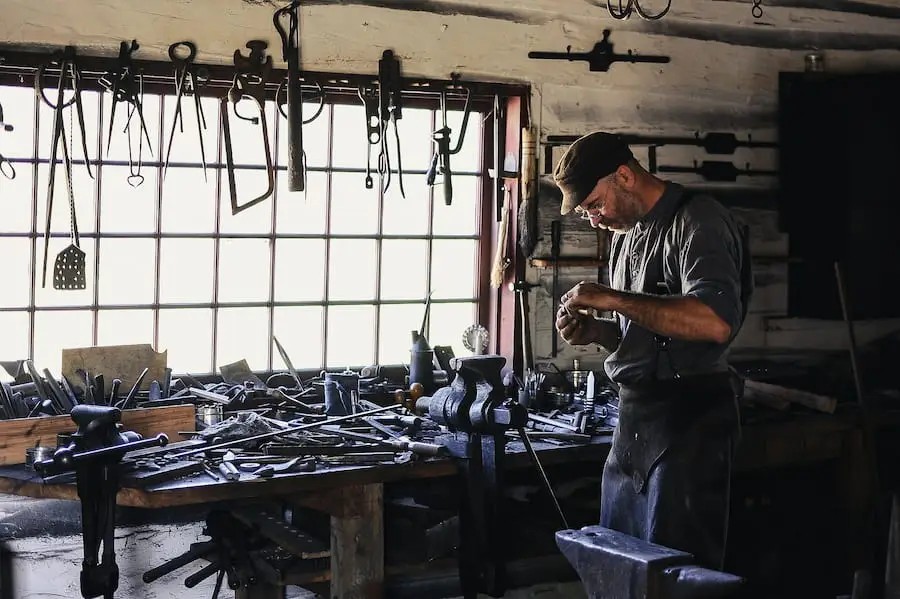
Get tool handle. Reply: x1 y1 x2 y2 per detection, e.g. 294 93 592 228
286 72 305 192
527 51 587 61
184 560 221 588
405 441 448 457
143 542 215 583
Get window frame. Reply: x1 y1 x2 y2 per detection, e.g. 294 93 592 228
0 48 528 374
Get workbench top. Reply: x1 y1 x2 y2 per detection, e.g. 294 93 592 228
0 410 860 509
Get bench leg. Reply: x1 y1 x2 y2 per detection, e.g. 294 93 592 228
330 483 384 599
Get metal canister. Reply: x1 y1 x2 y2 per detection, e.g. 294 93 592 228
197 404 224 428
324 372 359 416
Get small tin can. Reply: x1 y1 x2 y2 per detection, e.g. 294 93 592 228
197 404 224 428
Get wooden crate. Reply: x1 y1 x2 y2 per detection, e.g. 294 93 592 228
0 405 196 465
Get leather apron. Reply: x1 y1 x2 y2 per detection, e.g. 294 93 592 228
600 372 740 570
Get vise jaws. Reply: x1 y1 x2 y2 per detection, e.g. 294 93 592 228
556 526 745 599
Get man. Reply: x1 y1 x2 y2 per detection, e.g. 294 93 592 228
553 131 752 571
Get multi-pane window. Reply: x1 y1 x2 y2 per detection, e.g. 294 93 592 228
0 78 487 375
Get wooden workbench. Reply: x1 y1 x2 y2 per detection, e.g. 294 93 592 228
0 412 868 599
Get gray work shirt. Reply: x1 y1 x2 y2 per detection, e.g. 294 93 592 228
604 183 748 385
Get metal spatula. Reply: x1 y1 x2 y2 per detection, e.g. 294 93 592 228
53 126 86 291
53 243 86 290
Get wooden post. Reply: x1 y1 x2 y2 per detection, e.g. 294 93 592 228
330 483 384 599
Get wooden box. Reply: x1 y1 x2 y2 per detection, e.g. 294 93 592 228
0 405 196 465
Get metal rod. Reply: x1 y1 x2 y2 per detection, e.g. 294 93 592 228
170 404 402 459
517 427 568 529
834 262 866 411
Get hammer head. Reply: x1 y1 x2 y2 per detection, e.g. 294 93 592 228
508 280 539 293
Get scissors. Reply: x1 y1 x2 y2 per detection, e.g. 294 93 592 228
0 101 15 180
164 41 209 180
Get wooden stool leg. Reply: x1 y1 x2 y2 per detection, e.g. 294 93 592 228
330 483 384 599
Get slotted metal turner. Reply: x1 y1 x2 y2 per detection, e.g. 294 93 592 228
53 131 85 291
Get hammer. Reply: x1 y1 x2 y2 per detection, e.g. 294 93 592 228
509 280 539 371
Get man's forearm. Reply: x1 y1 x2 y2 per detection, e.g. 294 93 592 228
606 290 731 343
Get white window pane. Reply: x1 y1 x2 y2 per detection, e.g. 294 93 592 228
382 173 430 235
100 93 159 163
100 166 157 233
326 305 374 368
431 240 476 299
98 239 155 305
161 167 216 233
217 307 269 371
445 110 482 173
159 239 214 303
39 90 100 164
275 170 327 234
397 108 435 172
221 99 277 166
275 239 325 302
328 239 376 301
330 173 378 235
0 312 30 363
0 85 35 158
158 308 213 374
218 239 271 303
378 304 425 366
273 306 323 370
380 240 427 301
219 169 274 234
97 309 153 346
331 104 367 169
34 310 93 373
428 302 477 356
34 238 96 308
0 239 32 308
277 101 330 169
432 176 480 236
161 95 219 167
0 164 34 232
36 163 97 234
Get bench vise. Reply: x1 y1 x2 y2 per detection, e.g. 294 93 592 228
34 405 167 599
415 355 528 598
556 526 745 599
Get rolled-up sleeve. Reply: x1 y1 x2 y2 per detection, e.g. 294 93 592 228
676 206 744 336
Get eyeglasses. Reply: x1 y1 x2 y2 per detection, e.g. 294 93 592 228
574 182 611 221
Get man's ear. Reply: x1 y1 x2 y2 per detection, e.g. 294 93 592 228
615 164 636 188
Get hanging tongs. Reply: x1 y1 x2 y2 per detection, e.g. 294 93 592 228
377 49 405 198
426 75 472 206
221 40 275 215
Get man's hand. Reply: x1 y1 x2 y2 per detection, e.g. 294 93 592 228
555 305 601 346
562 281 618 314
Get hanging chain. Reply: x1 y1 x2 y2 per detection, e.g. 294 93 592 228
751 0 763 18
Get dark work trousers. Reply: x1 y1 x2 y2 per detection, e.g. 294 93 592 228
599 373 741 571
